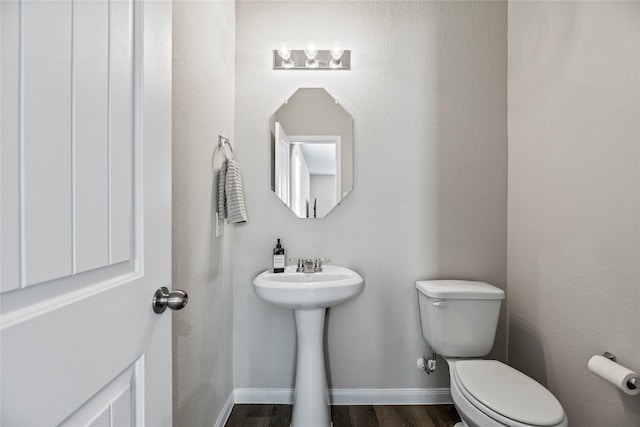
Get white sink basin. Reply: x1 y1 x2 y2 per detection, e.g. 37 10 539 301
253 264 364 427
253 265 364 310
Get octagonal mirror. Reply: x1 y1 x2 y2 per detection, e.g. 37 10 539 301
270 88 353 218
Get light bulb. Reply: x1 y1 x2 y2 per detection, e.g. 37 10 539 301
304 42 318 68
304 42 318 60
277 43 294 68
330 42 344 61
277 45 291 60
329 42 344 69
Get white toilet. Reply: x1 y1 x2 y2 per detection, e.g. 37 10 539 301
416 280 568 427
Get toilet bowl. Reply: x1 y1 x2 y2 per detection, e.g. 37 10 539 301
415 280 567 427
448 359 567 427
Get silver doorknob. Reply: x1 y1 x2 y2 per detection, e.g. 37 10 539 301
152 287 188 313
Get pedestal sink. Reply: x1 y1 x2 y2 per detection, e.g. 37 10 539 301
253 265 364 427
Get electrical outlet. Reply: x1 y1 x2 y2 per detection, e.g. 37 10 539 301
417 358 427 370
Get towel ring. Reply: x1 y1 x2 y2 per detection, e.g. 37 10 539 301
216 135 233 161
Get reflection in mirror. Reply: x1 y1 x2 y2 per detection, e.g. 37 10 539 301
270 88 353 218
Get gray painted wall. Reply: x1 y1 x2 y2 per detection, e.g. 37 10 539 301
508 2 640 425
168 2 640 425
234 1 507 390
172 1 235 425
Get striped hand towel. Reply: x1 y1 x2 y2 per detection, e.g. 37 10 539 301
222 159 248 224
217 160 228 218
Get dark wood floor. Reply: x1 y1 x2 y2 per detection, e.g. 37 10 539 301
225 404 461 427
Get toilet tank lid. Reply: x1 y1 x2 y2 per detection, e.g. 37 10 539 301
415 280 505 300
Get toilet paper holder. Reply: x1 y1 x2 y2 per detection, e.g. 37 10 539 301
602 352 639 390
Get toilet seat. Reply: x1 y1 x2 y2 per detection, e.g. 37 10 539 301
450 360 567 427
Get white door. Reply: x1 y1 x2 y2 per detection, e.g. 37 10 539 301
1 1 174 425
274 122 291 206
290 145 311 218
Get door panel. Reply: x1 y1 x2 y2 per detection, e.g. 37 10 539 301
109 0 135 265
22 0 74 286
0 0 21 292
1 0 172 425
59 359 139 427
74 0 110 274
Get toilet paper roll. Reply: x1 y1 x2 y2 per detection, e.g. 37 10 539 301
588 355 640 396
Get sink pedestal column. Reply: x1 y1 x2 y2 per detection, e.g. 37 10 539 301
291 308 331 427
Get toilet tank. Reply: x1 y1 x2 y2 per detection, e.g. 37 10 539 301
416 280 504 358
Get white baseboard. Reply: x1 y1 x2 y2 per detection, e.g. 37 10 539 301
234 387 294 404
232 388 453 406
330 388 453 405
213 390 235 427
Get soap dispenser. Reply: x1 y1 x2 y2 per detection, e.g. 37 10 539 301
273 239 285 273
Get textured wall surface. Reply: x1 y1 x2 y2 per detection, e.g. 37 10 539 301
508 2 640 425
234 1 507 390
172 1 235 425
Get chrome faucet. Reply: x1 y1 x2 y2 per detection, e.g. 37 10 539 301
304 259 315 273
289 258 331 273
314 258 330 272
289 258 312 273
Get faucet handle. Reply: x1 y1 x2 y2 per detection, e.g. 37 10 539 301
314 258 330 271
289 258 304 272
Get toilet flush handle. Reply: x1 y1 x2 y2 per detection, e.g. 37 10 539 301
432 300 449 308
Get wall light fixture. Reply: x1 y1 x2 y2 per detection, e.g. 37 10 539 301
274 42 350 70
